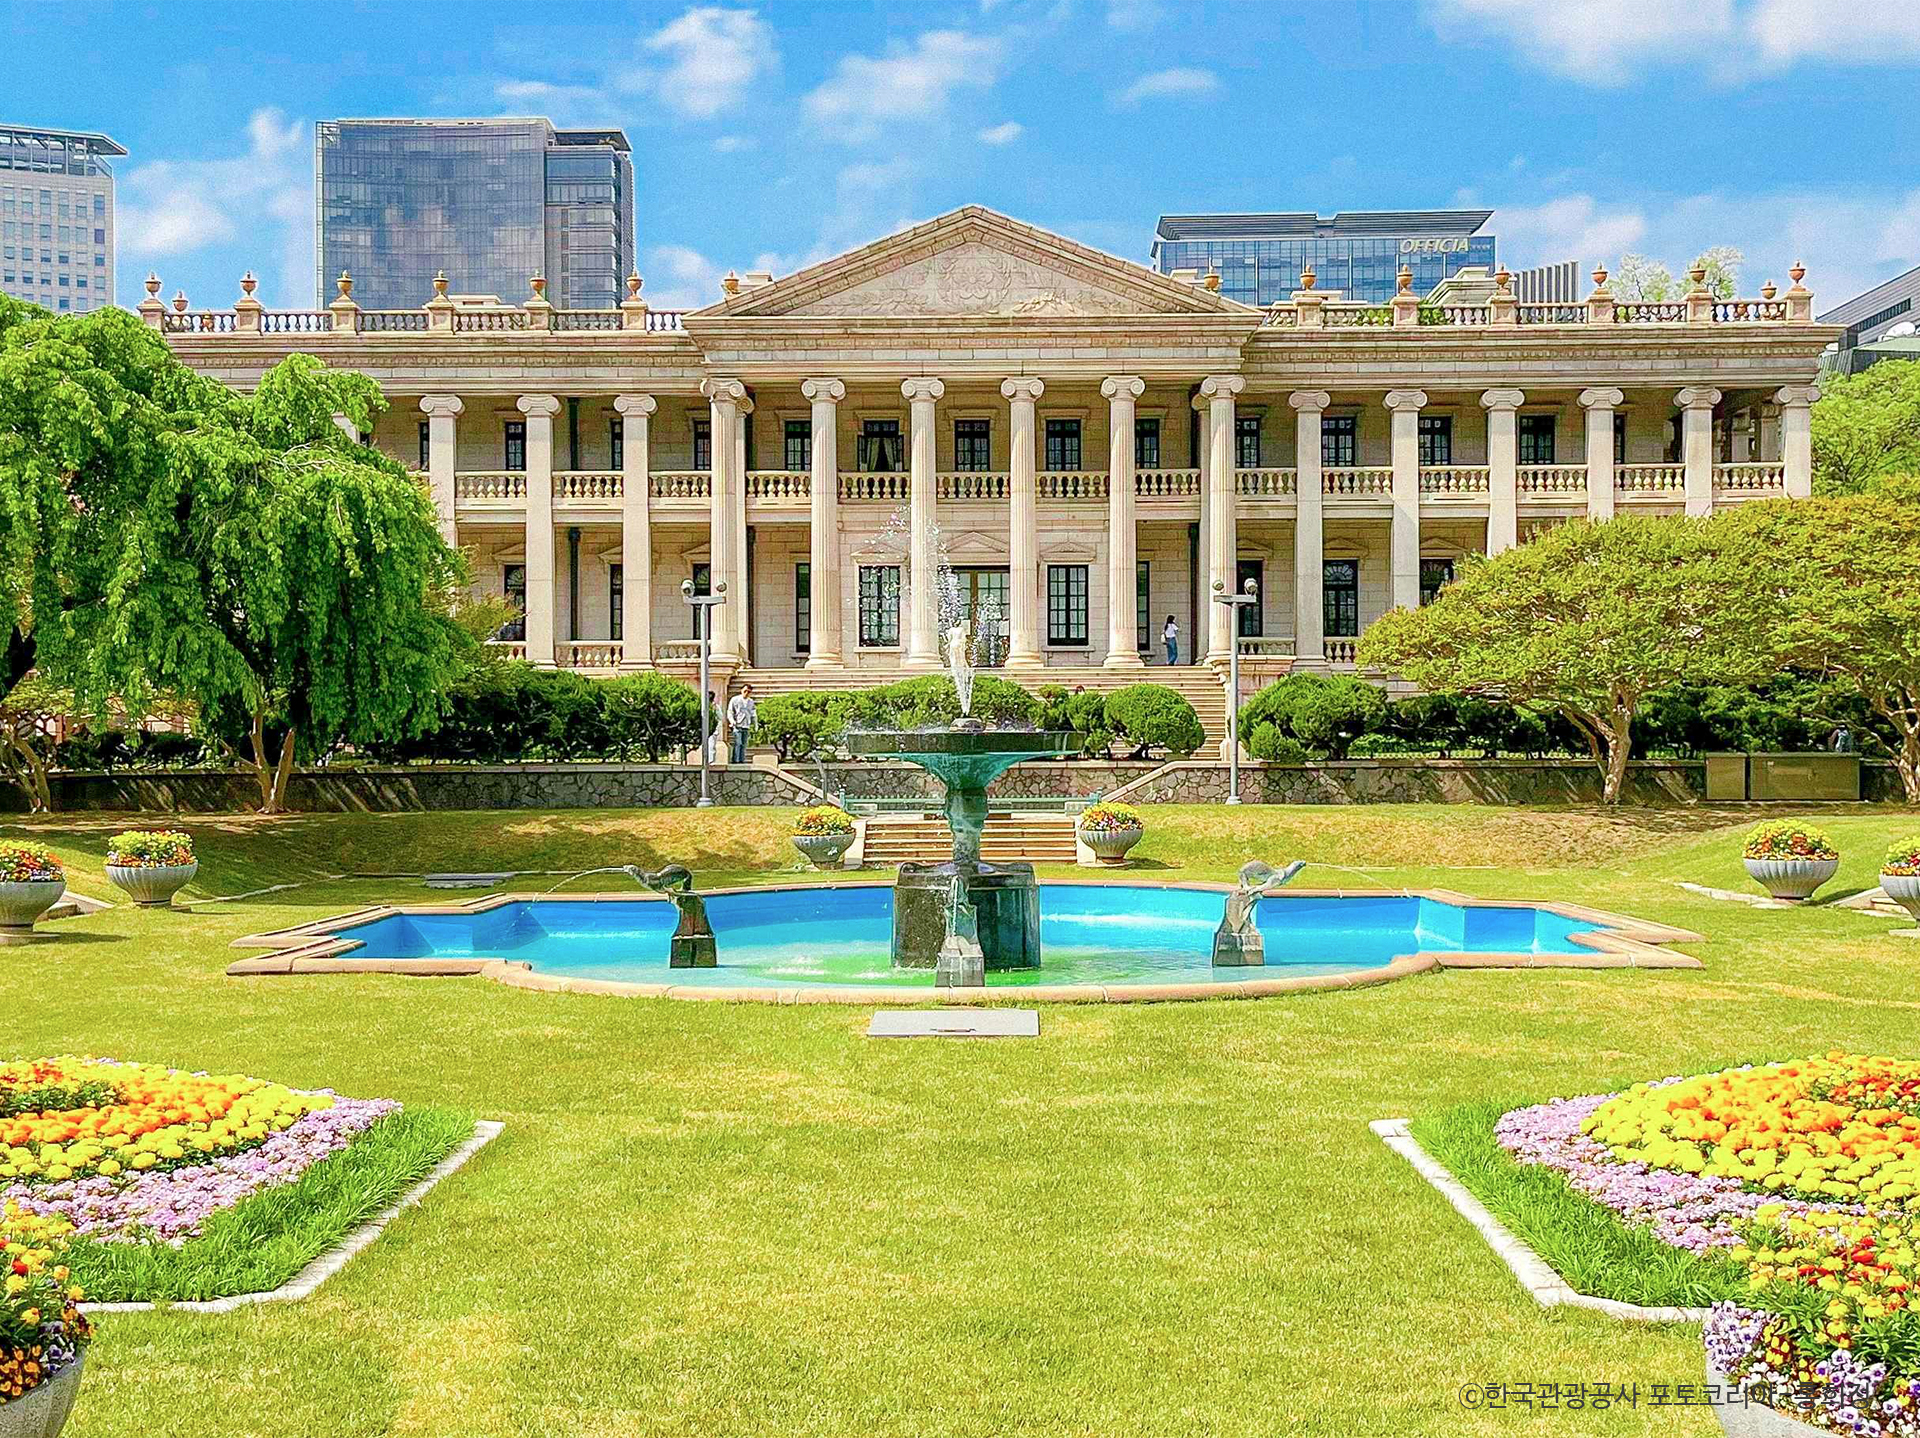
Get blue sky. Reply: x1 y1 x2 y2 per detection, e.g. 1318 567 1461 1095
14 0 1920 312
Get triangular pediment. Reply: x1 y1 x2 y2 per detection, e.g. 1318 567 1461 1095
701 207 1247 321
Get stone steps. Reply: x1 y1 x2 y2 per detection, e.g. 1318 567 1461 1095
861 813 1078 866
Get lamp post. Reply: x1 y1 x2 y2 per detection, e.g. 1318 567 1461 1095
1211 576 1259 805
681 577 728 808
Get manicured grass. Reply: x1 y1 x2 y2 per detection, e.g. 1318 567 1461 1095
8 800 1920 1437
66 1107 475 1303
1408 1099 1747 1310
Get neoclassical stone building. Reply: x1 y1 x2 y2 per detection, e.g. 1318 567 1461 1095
152 206 1834 707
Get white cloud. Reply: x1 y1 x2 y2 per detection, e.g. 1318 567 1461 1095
1105 0 1162 30
712 134 756 153
644 243 728 309
977 121 1023 145
119 108 313 305
1491 195 1648 269
1114 67 1219 106
803 31 1003 142
636 7 778 119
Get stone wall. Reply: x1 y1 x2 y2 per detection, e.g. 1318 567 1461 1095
806 760 1160 803
1111 759 1708 807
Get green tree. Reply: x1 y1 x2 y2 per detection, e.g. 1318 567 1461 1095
1810 359 1920 496
1105 683 1204 759
1610 247 1742 302
1238 674 1386 760
1357 517 1765 803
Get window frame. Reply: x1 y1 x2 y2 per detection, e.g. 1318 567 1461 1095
1419 557 1454 607
784 419 811 473
610 562 623 642
1418 414 1453 467
501 564 527 642
1517 413 1556 465
1322 415 1358 468
795 561 811 655
1134 416 1160 469
1044 419 1082 472
1046 564 1089 647
1323 559 1360 639
953 418 991 472
1235 415 1261 469
417 420 430 472
610 418 624 471
503 420 527 472
692 419 711 472
858 565 901 647
1136 560 1150 653
1613 411 1627 465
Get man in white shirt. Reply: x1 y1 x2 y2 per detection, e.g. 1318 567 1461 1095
726 684 757 765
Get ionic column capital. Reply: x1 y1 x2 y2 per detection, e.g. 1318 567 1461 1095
1001 377 1044 403
1288 390 1330 414
1384 389 1428 413
1577 387 1624 411
515 393 561 419
700 376 747 404
1774 383 1820 409
1199 373 1244 399
901 377 946 403
1675 386 1722 412
1479 388 1525 413
736 394 755 417
419 394 465 418
1100 374 1145 401
613 393 657 418
801 377 846 404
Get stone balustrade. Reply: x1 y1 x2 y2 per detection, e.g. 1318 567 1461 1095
1324 467 1394 496
1714 462 1787 493
1236 468 1299 496
455 471 527 500
1617 463 1687 492
1136 468 1201 498
1419 465 1492 495
559 641 623 669
554 471 622 501
1517 465 1588 494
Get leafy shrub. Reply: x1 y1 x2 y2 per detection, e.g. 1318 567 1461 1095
1078 802 1142 833
1246 724 1308 763
1239 675 1386 760
794 805 854 835
755 692 854 761
1742 820 1838 861
599 672 702 762
1105 684 1203 759
0 842 61 881
106 830 194 867
1884 838 1920 876
54 729 211 772
848 675 1041 732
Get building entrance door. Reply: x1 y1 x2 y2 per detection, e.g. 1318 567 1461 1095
947 566 1010 667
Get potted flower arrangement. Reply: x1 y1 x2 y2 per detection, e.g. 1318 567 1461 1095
1880 836 1920 928
0 1206 91 1437
1077 802 1145 865
791 806 856 870
104 829 198 908
1741 821 1840 902
0 845 65 943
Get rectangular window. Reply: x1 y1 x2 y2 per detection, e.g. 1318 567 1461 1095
610 419 624 471
1235 559 1264 638
1613 412 1627 465
1235 415 1261 469
692 419 711 471
503 421 526 472
1044 419 1081 472
418 420 430 472
795 562 811 655
859 419 902 472
858 565 900 646
1047 565 1089 646
1322 415 1357 468
1418 415 1452 466
1518 414 1556 465
1136 560 1150 653
1135 416 1160 469
1420 558 1454 606
501 564 527 642
953 418 991 472
784 419 811 472
1323 560 1359 638
610 563 623 643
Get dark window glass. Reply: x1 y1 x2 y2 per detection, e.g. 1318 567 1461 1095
795 562 811 654
1518 414 1556 465
1047 565 1089 646
1235 559 1263 638
859 565 900 646
501 564 527 641
1044 419 1081 472
610 563 623 642
1323 415 1357 468
503 421 526 472
418 420 430 471
954 419 991 472
1235 415 1261 469
784 420 811 472
689 563 710 638
1136 561 1150 652
1324 560 1359 638
692 420 711 471
1420 558 1454 606
610 419 624 470
1135 417 1160 469
1418 415 1452 466
1613 412 1627 465
859 420 902 472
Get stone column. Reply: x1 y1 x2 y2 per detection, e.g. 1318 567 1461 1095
1192 393 1212 662
802 378 846 669
701 378 745 662
1102 375 1146 668
1775 384 1819 499
419 395 463 546
1579 388 1622 521
902 378 946 671
1202 375 1244 664
1759 402 1783 466
1677 386 1721 517
1289 391 1329 672
1385 390 1426 612
613 394 655 668
517 394 562 667
1002 378 1045 670
1481 388 1524 554
734 395 753 663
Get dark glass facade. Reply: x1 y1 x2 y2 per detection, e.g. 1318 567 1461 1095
316 119 634 310
1151 212 1497 306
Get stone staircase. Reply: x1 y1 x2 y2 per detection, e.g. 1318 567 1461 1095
859 811 1079 867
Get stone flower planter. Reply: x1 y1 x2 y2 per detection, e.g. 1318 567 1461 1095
104 859 198 908
1079 824 1144 865
0 877 67 943
1880 871 1920 923
1707 1366 1829 1438
1743 856 1838 902
792 832 853 870
0 1352 85 1438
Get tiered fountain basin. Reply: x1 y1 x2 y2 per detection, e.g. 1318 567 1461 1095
230 885 1703 1002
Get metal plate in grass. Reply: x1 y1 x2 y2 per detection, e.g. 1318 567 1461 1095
867 1009 1039 1039
423 873 516 889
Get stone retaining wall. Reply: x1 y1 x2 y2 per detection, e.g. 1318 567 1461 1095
1113 759 1708 807
806 760 1160 803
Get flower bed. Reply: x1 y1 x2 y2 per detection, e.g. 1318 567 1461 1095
793 805 854 836
103 831 194 868
1 1204 88 1406
0 845 60 884
1077 802 1143 834
1743 823 1840 862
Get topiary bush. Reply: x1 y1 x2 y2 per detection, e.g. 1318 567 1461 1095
1245 724 1308 763
1105 683 1204 759
1239 674 1386 760
754 692 855 761
849 675 1041 732
599 672 703 761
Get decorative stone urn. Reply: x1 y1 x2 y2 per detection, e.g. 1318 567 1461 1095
0 1352 85 1438
0 878 67 943
1880 872 1920 923
104 860 198 908
791 832 853 870
1078 823 1144 865
1742 856 1839 903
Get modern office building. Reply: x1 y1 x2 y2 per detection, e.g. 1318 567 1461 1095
1818 263 1920 374
315 118 634 310
1150 211 1496 306
0 123 122 314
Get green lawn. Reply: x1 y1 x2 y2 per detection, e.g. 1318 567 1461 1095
11 802 1920 1437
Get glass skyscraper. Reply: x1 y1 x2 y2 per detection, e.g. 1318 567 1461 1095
0 124 122 315
1150 211 1497 306
316 119 634 311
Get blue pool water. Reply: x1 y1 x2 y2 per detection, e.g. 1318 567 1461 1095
333 885 1611 989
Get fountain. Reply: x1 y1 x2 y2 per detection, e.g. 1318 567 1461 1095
548 864 716 967
844 618 1072 985
1211 860 1308 966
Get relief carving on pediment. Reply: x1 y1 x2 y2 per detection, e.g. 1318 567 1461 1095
789 242 1149 318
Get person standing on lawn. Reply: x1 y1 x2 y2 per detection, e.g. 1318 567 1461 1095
727 684 757 765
